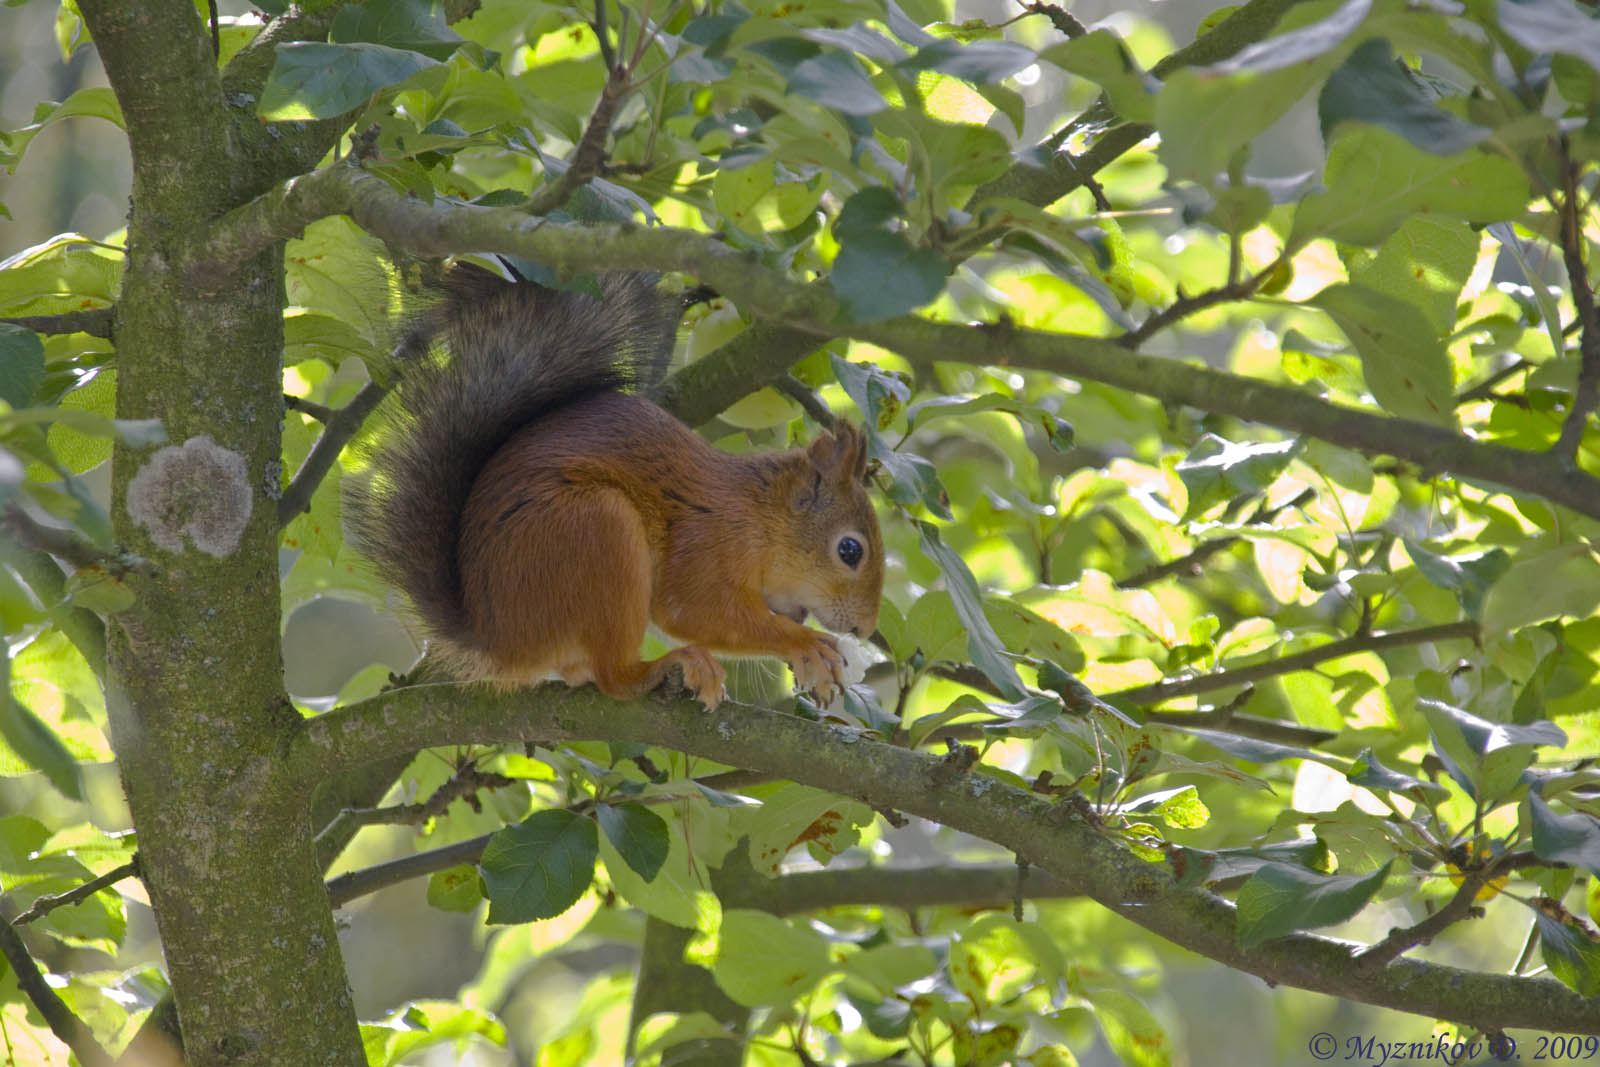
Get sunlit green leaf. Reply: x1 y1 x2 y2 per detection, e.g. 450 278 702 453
711 910 833 1007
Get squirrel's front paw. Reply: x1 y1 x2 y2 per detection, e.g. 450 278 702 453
789 632 846 705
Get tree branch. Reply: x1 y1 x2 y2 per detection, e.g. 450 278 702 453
968 0 1299 210
1552 153 1600 461
1108 621 1480 706
200 169 1600 522
287 685 1600 1035
279 380 389 525
10 859 139 926
1119 262 1279 349
313 760 514 854
1355 863 1494 971
4 546 108 678
0 911 114 1067
2 503 157 578
0 308 115 338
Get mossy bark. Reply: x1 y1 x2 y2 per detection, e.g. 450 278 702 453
79 2 364 1063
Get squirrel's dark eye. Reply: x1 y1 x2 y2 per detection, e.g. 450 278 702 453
837 536 863 568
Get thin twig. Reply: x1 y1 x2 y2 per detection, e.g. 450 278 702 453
1110 621 1480 706
1551 151 1600 460
313 761 515 852
775 375 837 428
1119 261 1281 348
1119 488 1315 589
278 380 388 525
284 393 336 422
1355 861 1498 970
525 0 632 217
1457 358 1529 405
11 859 139 926
0 912 113 1067
1021 1 1088 38
327 767 776 907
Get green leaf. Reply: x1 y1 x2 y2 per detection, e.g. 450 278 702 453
425 866 483 913
1402 541 1510 618
1480 542 1600 640
600 816 722 931
595 801 670 883
1309 283 1455 425
830 229 948 322
1498 0 1600 75
1175 434 1304 517
984 598 1084 672
835 186 907 239
900 38 1035 83
1235 860 1391 949
259 41 441 121
743 784 875 875
1320 38 1488 154
712 909 833 1006
364 1001 507 1066
831 354 952 517
633 1012 739 1061
478 809 598 924
842 943 939 994
1291 126 1530 247
330 0 466 62
1084 988 1173 1067
830 352 910 430
1212 0 1374 73
916 521 1027 699
1169 839 1329 889
1125 785 1210 829
1155 0 1373 182
0 325 44 408
0 693 84 801
787 51 887 115
1536 911 1600 998
1420 699 1566 756
1347 215 1480 336
1040 30 1155 123
1529 793 1600 877
1182 728 1324 765
906 393 1073 451
713 156 776 232
0 88 123 171
1346 747 1447 801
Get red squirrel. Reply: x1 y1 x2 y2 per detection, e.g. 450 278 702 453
350 264 883 708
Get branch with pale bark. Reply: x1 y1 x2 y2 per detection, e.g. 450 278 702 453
285 684 1600 1036
198 167 1600 523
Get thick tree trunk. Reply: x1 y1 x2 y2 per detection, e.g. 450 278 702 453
78 2 364 1062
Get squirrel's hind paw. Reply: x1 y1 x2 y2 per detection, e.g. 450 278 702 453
662 647 727 710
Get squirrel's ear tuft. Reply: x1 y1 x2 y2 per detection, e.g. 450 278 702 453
807 422 870 483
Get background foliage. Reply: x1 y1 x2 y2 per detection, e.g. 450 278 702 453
2 0 1600 1063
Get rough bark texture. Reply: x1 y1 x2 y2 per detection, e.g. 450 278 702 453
79 2 364 1063
290 685 1600 1038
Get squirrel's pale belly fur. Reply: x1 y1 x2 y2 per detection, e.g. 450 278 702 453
352 266 883 708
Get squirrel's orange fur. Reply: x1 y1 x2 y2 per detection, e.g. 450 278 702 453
351 264 883 708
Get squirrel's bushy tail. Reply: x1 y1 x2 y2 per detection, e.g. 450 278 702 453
348 264 680 647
